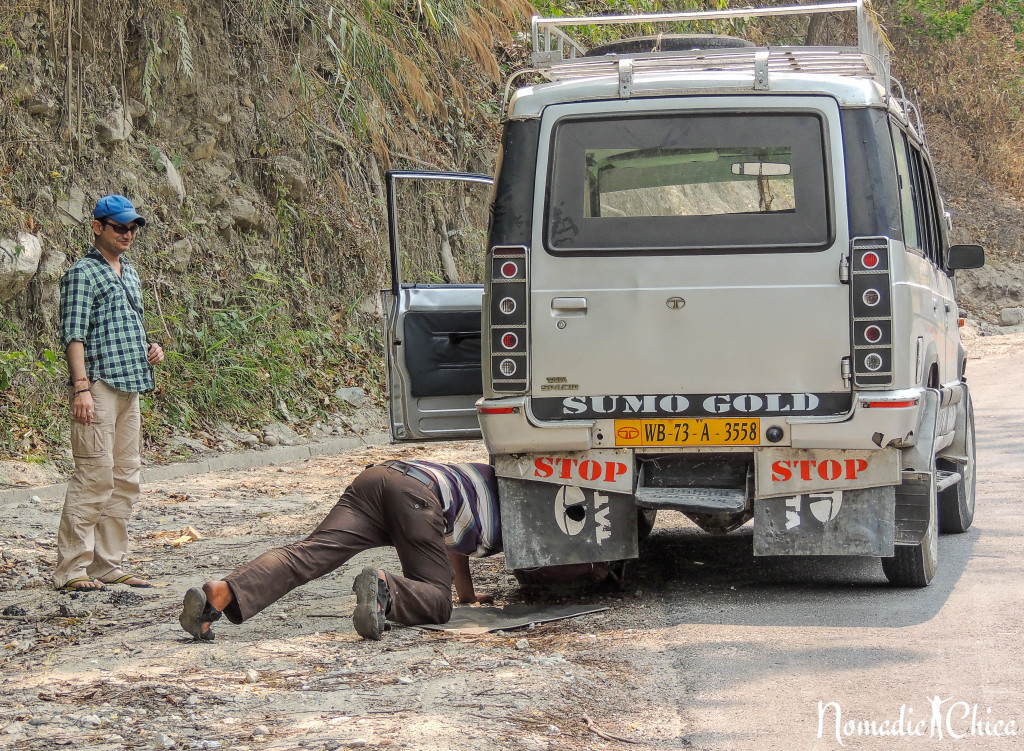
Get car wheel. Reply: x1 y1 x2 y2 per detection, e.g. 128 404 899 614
938 394 976 534
637 508 658 543
882 470 939 587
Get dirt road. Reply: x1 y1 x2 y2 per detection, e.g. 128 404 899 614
1 330 1021 751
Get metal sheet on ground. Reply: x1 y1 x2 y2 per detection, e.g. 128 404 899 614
418 603 610 635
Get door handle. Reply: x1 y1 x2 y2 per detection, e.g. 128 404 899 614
551 297 588 316
447 331 481 344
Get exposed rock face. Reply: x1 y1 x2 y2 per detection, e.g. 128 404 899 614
155 151 187 206
55 185 88 226
998 307 1024 326
262 422 303 446
273 156 307 201
193 137 216 160
169 238 193 272
95 106 134 146
334 386 366 409
31 248 68 330
0 233 43 303
25 95 56 117
957 263 1024 315
224 196 268 233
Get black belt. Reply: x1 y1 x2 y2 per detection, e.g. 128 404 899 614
381 460 441 497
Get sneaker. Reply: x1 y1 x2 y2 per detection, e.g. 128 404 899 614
352 567 392 640
179 586 222 642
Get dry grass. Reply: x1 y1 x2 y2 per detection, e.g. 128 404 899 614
880 3 1024 200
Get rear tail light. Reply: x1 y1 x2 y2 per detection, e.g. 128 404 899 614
489 246 528 393
478 406 518 415
863 353 883 371
865 399 918 408
850 238 893 387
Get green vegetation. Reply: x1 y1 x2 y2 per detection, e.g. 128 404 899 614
893 0 1024 46
2 0 1024 464
144 274 384 445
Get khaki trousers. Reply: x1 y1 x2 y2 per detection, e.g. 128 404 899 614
222 464 455 626
54 379 142 587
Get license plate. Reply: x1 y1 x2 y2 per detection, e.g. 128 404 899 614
614 418 760 447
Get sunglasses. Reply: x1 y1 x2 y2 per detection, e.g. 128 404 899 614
102 220 142 236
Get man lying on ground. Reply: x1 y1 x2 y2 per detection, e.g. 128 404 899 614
178 460 501 641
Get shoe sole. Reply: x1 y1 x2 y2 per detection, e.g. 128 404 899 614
180 587 215 641
352 568 384 641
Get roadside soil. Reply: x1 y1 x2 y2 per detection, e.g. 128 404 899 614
0 326 1020 751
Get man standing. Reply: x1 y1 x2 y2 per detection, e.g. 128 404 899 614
55 195 164 591
179 459 501 641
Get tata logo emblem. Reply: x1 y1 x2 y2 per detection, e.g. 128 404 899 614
554 486 587 536
809 491 844 523
666 296 686 310
616 426 640 440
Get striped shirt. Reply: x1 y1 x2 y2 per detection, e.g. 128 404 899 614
412 461 502 558
60 248 155 394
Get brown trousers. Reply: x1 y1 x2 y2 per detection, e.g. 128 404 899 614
222 464 454 626
54 379 142 587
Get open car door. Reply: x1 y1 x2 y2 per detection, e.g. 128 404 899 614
383 170 493 441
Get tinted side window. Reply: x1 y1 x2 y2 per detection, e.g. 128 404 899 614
918 157 947 269
908 146 940 264
890 125 920 251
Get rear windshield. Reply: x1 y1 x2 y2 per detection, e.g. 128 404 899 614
546 112 831 252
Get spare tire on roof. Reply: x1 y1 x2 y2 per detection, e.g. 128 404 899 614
585 33 755 57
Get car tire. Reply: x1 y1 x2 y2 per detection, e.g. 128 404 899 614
585 34 754 57
637 508 658 543
938 394 976 534
882 470 939 587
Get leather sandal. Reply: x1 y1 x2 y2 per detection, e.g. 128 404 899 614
57 577 104 592
103 574 153 588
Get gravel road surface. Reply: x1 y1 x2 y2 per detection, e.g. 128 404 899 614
0 331 1020 751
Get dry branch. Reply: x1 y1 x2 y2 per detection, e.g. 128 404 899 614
582 713 641 744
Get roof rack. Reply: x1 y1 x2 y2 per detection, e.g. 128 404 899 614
524 0 893 95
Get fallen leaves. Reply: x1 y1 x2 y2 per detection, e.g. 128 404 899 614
150 526 205 546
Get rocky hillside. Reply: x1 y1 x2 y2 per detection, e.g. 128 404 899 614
0 0 529 464
1 0 1023 466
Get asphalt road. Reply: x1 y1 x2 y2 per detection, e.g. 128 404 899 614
1 342 1019 751
619 345 1024 750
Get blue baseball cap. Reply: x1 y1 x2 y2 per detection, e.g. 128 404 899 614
93 195 146 226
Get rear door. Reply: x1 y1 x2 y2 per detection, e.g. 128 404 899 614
529 96 854 424
383 170 493 441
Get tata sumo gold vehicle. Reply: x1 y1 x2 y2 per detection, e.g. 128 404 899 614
383 0 985 587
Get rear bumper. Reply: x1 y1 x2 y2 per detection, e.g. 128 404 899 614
478 388 927 454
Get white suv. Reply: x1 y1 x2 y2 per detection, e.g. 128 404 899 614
383 0 984 587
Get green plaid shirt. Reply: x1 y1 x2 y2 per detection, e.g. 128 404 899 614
60 248 155 394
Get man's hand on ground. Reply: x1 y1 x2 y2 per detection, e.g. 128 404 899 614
459 592 494 605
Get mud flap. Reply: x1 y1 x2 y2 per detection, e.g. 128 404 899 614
753 486 895 556
498 477 639 570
